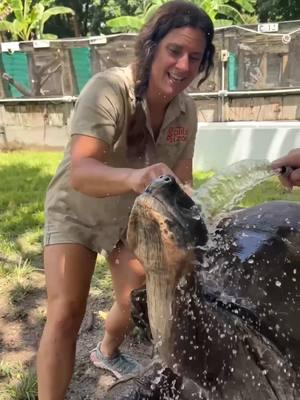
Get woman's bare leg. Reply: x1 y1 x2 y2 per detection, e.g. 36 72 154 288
100 243 145 357
37 244 96 400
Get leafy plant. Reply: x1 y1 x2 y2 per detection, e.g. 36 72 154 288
256 0 300 22
0 361 19 380
106 0 257 32
91 255 112 298
0 258 34 280
197 0 256 26
0 0 74 41
106 0 163 32
3 368 37 400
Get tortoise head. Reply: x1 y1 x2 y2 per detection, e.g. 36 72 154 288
127 175 208 282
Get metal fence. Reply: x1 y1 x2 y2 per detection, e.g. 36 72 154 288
0 19 300 99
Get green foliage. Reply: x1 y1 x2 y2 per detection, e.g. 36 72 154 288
193 171 214 187
106 0 257 32
91 256 112 298
99 0 143 33
0 258 35 306
9 279 34 305
0 2 12 22
44 0 141 37
0 361 19 379
0 151 61 321
2 366 37 400
0 258 34 280
196 0 256 26
0 0 74 40
106 0 163 32
256 0 300 22
0 151 62 259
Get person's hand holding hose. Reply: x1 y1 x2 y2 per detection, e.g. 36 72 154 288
272 149 300 189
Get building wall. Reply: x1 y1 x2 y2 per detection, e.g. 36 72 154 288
1 99 299 171
194 121 300 171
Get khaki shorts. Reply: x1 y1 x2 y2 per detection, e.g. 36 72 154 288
44 221 128 255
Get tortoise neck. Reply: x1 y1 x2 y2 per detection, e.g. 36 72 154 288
146 269 176 347
145 257 193 354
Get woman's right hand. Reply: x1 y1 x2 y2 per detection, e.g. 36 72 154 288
128 163 180 194
272 148 300 189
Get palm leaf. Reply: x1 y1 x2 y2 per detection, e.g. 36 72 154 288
106 16 144 32
233 0 255 13
192 0 210 11
40 6 74 26
41 33 58 40
218 4 245 23
214 19 234 27
37 6 74 39
193 0 218 19
12 18 26 39
242 13 258 24
27 4 44 39
29 3 44 28
23 0 33 20
10 0 23 21
144 4 162 21
0 20 14 33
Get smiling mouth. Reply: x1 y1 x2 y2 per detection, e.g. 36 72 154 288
167 72 185 83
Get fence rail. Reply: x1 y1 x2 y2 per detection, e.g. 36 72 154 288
1 20 300 100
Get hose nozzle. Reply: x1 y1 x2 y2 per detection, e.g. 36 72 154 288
280 166 296 178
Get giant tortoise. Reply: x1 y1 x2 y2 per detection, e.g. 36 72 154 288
106 175 300 399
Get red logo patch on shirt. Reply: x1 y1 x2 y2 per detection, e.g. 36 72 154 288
166 127 188 144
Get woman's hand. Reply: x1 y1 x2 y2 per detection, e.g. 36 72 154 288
128 162 180 194
272 148 300 189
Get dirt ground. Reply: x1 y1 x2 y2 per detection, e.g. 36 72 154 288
0 269 152 399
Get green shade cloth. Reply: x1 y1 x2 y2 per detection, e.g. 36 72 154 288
1 52 30 97
228 52 238 91
70 47 92 93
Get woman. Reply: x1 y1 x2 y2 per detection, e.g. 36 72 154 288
37 1 215 399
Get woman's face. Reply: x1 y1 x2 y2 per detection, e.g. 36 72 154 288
148 26 206 102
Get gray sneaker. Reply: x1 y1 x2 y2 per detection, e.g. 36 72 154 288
90 343 142 379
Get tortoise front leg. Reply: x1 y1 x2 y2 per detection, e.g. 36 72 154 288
104 362 182 400
131 286 152 342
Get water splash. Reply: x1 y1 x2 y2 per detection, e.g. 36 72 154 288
192 159 279 224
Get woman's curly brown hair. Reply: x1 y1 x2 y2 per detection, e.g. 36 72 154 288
134 0 215 98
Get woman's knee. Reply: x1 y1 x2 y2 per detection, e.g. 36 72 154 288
115 290 134 312
46 298 87 338
108 245 146 292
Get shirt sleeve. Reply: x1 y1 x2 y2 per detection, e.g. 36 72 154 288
70 73 123 146
180 97 198 160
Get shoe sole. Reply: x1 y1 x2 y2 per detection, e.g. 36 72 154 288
90 351 122 379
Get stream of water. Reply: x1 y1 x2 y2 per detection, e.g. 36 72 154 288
192 159 280 226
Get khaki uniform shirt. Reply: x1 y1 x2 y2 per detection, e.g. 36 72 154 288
44 65 198 253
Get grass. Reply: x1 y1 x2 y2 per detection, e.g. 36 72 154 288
0 361 37 400
91 256 113 299
0 151 62 260
0 259 36 307
0 258 34 280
